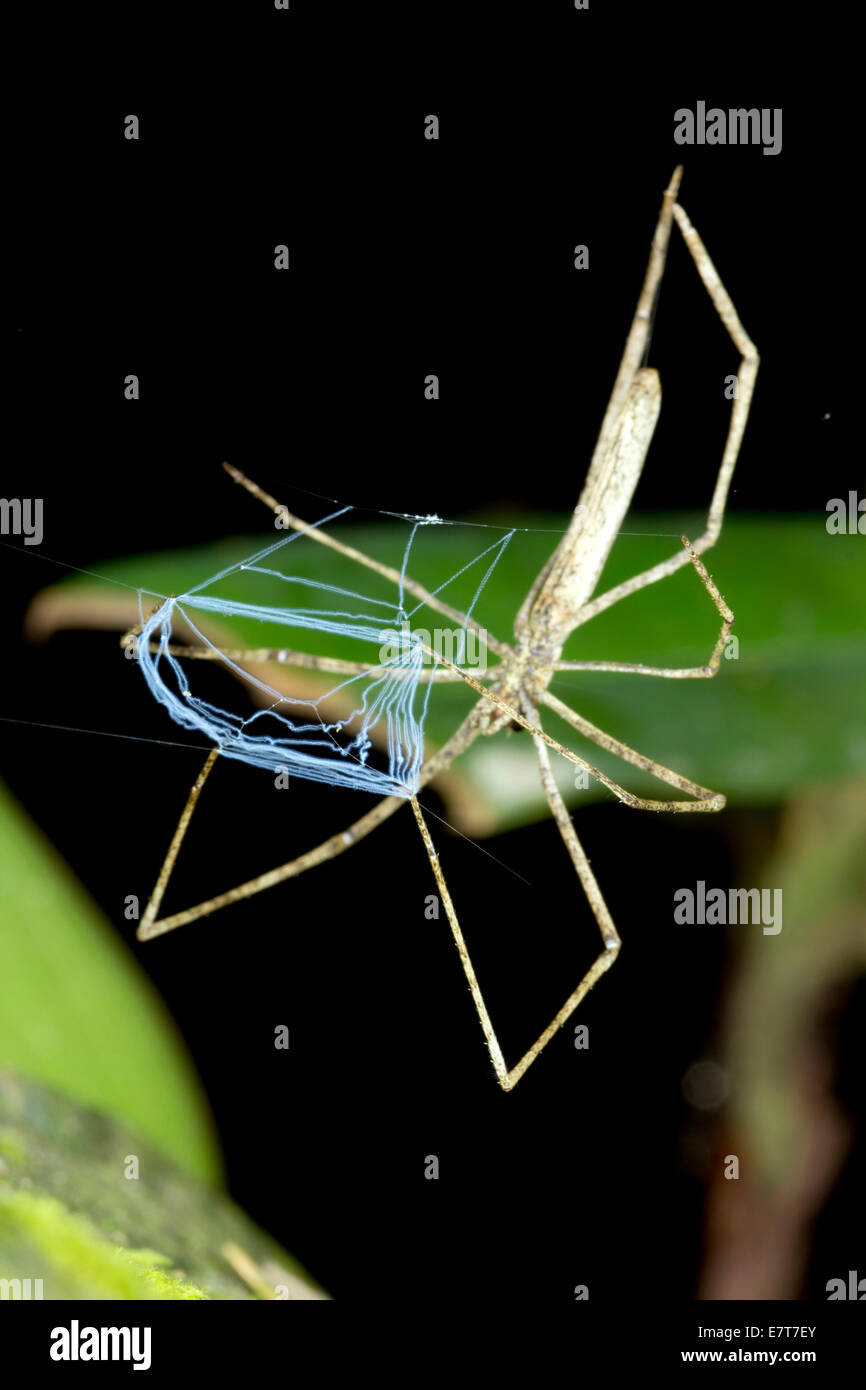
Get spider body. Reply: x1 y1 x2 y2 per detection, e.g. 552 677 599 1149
132 168 757 1090
478 365 662 740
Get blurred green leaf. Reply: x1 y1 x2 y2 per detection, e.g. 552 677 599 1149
0 783 221 1184
0 1072 327 1298
26 514 866 834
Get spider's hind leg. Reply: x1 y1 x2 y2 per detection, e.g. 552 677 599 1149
502 698 621 1089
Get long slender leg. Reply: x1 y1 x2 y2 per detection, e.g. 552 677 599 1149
138 748 220 936
512 696 622 1086
410 794 509 1087
571 197 759 632
541 689 723 804
137 701 486 941
222 463 512 660
408 695 621 1091
555 535 734 678
516 166 684 633
123 626 488 682
416 645 724 812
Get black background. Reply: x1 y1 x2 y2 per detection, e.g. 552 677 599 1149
5 4 858 1312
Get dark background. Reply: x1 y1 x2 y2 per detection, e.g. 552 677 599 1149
5 9 855 1304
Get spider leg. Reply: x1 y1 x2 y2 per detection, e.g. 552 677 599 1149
137 700 486 941
541 689 724 805
122 628 487 682
554 535 734 678
419 648 724 811
222 463 512 660
510 695 622 1087
408 694 622 1091
517 167 684 635
571 196 759 632
410 793 510 1087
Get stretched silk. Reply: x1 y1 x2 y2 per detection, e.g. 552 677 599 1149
136 508 513 798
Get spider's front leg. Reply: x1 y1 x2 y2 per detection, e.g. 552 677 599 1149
409 692 624 1092
136 700 489 942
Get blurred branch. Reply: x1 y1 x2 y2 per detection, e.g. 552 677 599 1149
698 780 866 1298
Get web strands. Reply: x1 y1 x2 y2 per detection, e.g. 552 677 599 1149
135 508 514 799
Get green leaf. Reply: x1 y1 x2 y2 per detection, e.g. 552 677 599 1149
0 1072 327 1298
25 514 866 834
0 782 221 1185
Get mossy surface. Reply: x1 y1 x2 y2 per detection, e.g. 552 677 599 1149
0 1072 328 1300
